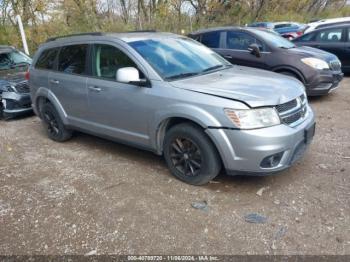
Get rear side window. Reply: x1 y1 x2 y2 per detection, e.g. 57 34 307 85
200 32 221 48
35 48 59 70
58 44 88 75
226 31 263 51
315 28 343 42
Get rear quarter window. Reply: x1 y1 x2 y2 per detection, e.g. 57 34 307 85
35 48 59 70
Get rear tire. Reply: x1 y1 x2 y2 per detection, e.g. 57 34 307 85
41 103 72 142
163 123 221 185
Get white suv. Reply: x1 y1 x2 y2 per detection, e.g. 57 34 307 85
304 17 350 34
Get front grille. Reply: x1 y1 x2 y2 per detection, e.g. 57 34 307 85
276 99 297 113
283 110 303 125
14 82 30 94
329 60 341 72
276 95 307 127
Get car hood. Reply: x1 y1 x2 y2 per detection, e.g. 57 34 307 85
0 69 26 85
287 46 338 62
169 66 304 108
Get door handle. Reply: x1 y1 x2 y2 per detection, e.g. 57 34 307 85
88 86 102 92
50 79 59 84
224 55 233 59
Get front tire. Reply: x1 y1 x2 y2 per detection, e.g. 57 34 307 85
164 123 221 185
41 103 72 142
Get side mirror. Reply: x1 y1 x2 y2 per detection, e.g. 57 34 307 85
116 67 150 87
248 43 261 58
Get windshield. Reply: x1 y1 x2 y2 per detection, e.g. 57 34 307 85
253 29 296 49
0 50 31 70
9 50 32 65
128 37 231 80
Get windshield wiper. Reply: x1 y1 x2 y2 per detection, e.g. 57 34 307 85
202 64 224 72
165 72 199 81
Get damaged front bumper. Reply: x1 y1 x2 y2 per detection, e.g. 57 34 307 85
1 91 32 118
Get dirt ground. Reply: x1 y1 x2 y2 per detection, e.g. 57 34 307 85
0 77 349 256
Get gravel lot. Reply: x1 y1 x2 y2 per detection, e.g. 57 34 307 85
0 77 349 255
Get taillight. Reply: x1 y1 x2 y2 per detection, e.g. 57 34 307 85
25 71 30 81
296 31 303 36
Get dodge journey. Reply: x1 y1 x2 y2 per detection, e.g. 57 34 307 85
29 32 316 185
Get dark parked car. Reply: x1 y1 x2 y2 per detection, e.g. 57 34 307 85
0 46 32 119
293 23 350 72
248 22 274 30
189 27 344 96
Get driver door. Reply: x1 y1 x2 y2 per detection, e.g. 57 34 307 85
219 31 269 70
86 43 151 146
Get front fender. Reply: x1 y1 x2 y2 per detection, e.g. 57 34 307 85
150 103 223 153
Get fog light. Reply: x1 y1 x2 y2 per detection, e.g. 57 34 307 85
260 152 284 168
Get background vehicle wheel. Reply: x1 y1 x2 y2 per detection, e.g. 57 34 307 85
163 123 222 185
41 103 72 142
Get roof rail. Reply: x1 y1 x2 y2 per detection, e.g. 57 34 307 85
125 30 157 33
46 32 104 42
46 30 157 42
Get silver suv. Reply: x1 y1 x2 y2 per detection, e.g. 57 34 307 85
29 32 316 185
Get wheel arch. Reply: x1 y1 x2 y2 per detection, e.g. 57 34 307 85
33 87 68 125
272 66 306 84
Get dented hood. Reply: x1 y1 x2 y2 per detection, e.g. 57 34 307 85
170 66 305 108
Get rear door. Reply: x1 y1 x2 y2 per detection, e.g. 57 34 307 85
219 30 269 69
48 44 89 121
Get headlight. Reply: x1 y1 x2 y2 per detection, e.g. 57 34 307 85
301 57 329 70
224 108 280 129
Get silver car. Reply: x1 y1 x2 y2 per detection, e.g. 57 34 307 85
29 32 316 185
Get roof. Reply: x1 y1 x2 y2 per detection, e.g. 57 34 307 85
189 26 271 35
0 45 14 54
308 22 350 32
45 31 180 44
308 16 350 26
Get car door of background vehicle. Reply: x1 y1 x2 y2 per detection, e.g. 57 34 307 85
48 44 90 122
343 27 350 70
86 43 151 146
313 27 346 61
218 31 269 69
